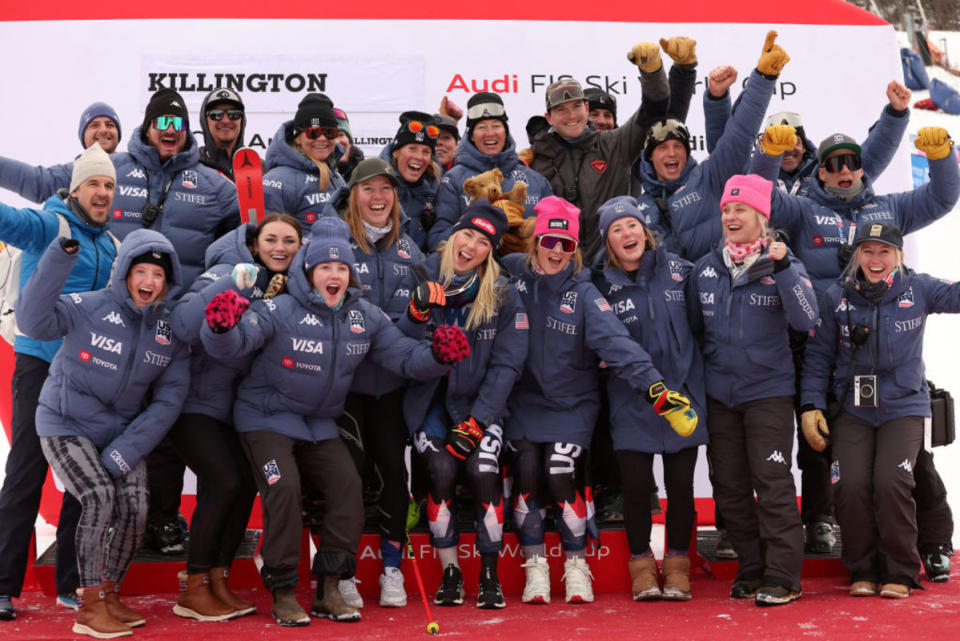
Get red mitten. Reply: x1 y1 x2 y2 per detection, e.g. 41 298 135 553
205 289 250 333
431 324 470 364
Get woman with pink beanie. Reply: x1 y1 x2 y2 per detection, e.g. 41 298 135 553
689 174 818 606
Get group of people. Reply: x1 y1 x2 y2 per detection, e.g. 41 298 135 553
0 29 957 638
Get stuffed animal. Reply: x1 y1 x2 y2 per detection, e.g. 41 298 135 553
462 168 535 255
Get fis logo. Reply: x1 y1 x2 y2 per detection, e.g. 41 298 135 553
182 170 198 189
559 291 577 314
699 266 718 278
102 311 125 326
898 287 915 308
155 320 172 345
299 313 322 326
348 310 365 334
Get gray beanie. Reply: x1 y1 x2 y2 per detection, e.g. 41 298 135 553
70 144 116 192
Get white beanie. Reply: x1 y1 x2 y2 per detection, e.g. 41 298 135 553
70 144 116 193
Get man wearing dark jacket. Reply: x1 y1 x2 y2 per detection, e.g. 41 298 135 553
198 88 247 180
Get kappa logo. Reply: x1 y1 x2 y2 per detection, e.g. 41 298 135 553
181 169 198 189
414 431 439 454
898 287 915 308
699 266 718 278
590 159 607 174
898 459 913 473
126 168 146 179
348 310 365 334
102 311 125 327
766 450 787 464
397 238 411 259
514 280 528 293
559 291 577 314
834 298 856 313
155 320 172 345
299 313 322 326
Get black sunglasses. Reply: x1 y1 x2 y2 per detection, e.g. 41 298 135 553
206 109 243 121
822 153 862 173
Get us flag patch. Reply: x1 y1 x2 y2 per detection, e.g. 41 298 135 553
264 459 281 485
594 298 612 312
515 313 529 329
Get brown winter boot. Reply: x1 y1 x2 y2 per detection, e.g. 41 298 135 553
272 587 310 626
628 557 661 601
102 581 145 628
209 567 256 616
310 574 361 622
73 586 132 639
172 570 236 621
662 554 692 601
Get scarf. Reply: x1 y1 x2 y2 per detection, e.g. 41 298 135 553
823 182 865 202
723 237 765 264
362 219 393 245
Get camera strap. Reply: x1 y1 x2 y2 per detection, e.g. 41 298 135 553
142 170 179 228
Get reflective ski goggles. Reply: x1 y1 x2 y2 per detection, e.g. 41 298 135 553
153 116 185 131
407 120 439 138
766 111 803 129
538 234 578 254
304 127 340 140
333 108 348 120
467 102 506 121
646 118 688 145
206 108 243 121
822 153 862 173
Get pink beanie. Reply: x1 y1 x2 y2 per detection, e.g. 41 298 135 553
533 196 581 242
720 174 773 219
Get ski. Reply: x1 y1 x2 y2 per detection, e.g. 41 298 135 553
233 148 265 225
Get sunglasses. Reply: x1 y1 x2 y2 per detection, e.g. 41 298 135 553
154 116 185 131
466 102 506 120
538 234 577 254
303 127 340 140
333 108 348 120
407 121 439 138
822 153 862 173
206 108 243 121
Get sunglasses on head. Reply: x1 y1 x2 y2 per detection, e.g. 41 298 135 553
538 234 577 254
407 121 439 138
333 108 348 120
206 108 243 121
822 153 862 173
154 116 185 132
303 127 339 140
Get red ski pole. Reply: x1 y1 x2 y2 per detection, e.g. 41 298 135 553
405 444 439 635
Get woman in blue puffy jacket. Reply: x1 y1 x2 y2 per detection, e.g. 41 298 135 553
199 216 468 626
690 174 818 607
592 196 707 602
16 229 189 639
800 222 960 599
168 213 303 621
503 196 697 607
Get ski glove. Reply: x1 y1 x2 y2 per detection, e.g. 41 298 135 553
431 324 470 364
756 30 790 76
801 409 830 452
446 416 484 460
205 289 250 334
59 238 80 255
646 381 698 437
758 124 798 156
408 281 446 323
914 127 954 160
660 36 697 65
627 42 662 73
231 263 259 290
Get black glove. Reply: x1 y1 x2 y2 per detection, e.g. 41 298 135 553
445 416 484 460
59 238 80 255
408 280 446 323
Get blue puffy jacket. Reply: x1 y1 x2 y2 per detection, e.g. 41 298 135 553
349 230 426 397
263 121 348 230
430 135 552 250
201 246 449 442
803 269 960 424
752 149 960 296
631 70 777 261
592 246 708 453
690 246 818 406
16 230 189 478
502 254 663 448
399 252 529 432
0 193 118 363
378 142 440 251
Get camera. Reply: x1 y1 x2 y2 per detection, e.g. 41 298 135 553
854 374 878 408
142 203 162 227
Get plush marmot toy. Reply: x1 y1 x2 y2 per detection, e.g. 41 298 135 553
462 168 535 255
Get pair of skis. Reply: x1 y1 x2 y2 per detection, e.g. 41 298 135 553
233 148 265 225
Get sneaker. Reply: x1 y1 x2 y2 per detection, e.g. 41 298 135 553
880 583 910 599
730 578 762 599
434 565 463 606
849 581 878 596
562 557 594 604
922 545 953 582
339 577 364 609
755 585 801 606
477 567 505 609
805 521 836 554
379 568 407 607
715 529 737 559
521 556 550 604
56 590 79 611
0 595 15 621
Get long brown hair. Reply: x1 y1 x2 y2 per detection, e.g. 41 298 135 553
343 183 402 254
603 219 658 271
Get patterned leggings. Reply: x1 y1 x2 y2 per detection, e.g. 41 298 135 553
40 435 148 588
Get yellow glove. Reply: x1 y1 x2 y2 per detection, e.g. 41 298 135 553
647 381 698 437
758 124 799 156
660 36 697 65
628 42 662 73
801 409 829 452
757 30 790 76
914 127 954 161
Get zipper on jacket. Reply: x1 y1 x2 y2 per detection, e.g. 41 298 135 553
111 311 142 407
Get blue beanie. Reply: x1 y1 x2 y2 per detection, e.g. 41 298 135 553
78 102 121 148
305 217 355 271
597 196 648 239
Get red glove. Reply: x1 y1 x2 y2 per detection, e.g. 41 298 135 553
205 289 249 333
431 324 470 364
446 417 484 460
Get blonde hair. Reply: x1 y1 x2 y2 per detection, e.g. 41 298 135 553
292 139 332 191
603 221 658 271
437 232 503 331
391 148 441 181
848 243 904 276
344 183 402 254
526 236 584 273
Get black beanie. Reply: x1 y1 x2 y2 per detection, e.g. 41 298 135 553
466 92 508 137
525 115 550 142
142 89 189 137
450 199 509 250
130 249 172 281
393 111 438 152
584 88 617 123
292 94 338 137
644 118 691 161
